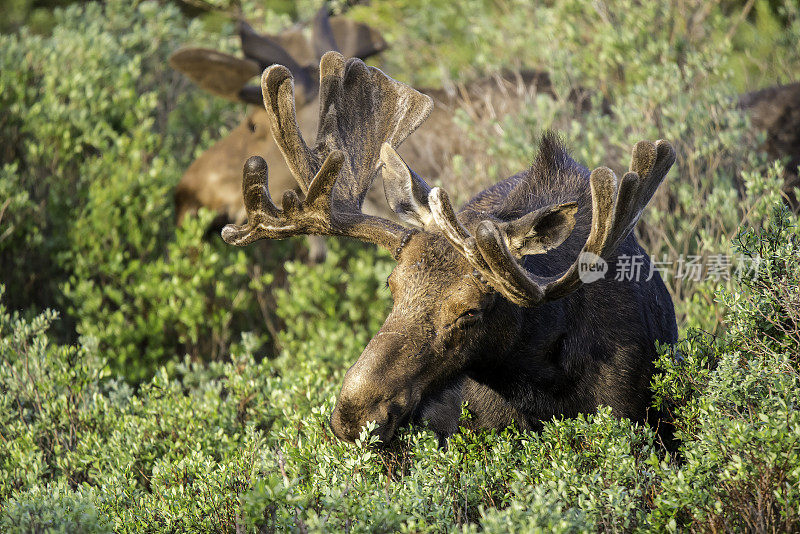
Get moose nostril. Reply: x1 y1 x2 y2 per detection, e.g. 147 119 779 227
330 397 403 444
329 406 355 442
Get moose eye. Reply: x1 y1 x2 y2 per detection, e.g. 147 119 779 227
247 120 257 133
455 309 481 327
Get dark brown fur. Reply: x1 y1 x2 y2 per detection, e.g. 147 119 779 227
739 82 800 210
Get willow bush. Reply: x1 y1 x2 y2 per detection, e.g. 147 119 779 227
0 0 290 381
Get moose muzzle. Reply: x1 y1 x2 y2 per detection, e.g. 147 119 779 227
330 330 420 443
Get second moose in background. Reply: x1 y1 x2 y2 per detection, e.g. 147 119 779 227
171 6 554 260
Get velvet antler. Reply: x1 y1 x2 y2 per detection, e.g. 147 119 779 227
221 52 433 250
427 140 676 306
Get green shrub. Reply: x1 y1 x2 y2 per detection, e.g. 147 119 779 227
1 482 111 534
651 205 800 532
0 0 286 381
1 202 796 532
0 288 110 499
274 239 393 370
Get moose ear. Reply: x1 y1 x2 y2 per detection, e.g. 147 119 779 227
169 48 260 101
380 144 434 229
329 17 388 60
238 20 315 100
501 202 578 257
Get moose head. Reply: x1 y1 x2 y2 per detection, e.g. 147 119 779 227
222 52 678 444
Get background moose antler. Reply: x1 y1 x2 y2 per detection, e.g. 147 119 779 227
169 6 387 106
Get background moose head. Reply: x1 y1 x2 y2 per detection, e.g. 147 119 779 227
170 7 556 260
170 7 389 259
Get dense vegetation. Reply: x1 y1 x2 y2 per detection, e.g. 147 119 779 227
1 0 798 531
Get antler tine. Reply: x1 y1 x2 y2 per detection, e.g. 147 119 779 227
316 52 434 211
221 152 340 246
262 64 318 193
220 156 281 246
429 188 489 270
430 140 675 307
263 51 433 202
221 152 410 249
595 140 676 257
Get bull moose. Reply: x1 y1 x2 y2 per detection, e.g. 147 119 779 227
221 52 678 445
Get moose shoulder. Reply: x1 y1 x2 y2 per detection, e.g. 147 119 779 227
222 52 678 445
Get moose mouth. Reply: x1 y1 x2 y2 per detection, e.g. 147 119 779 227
330 379 466 447
329 401 414 446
